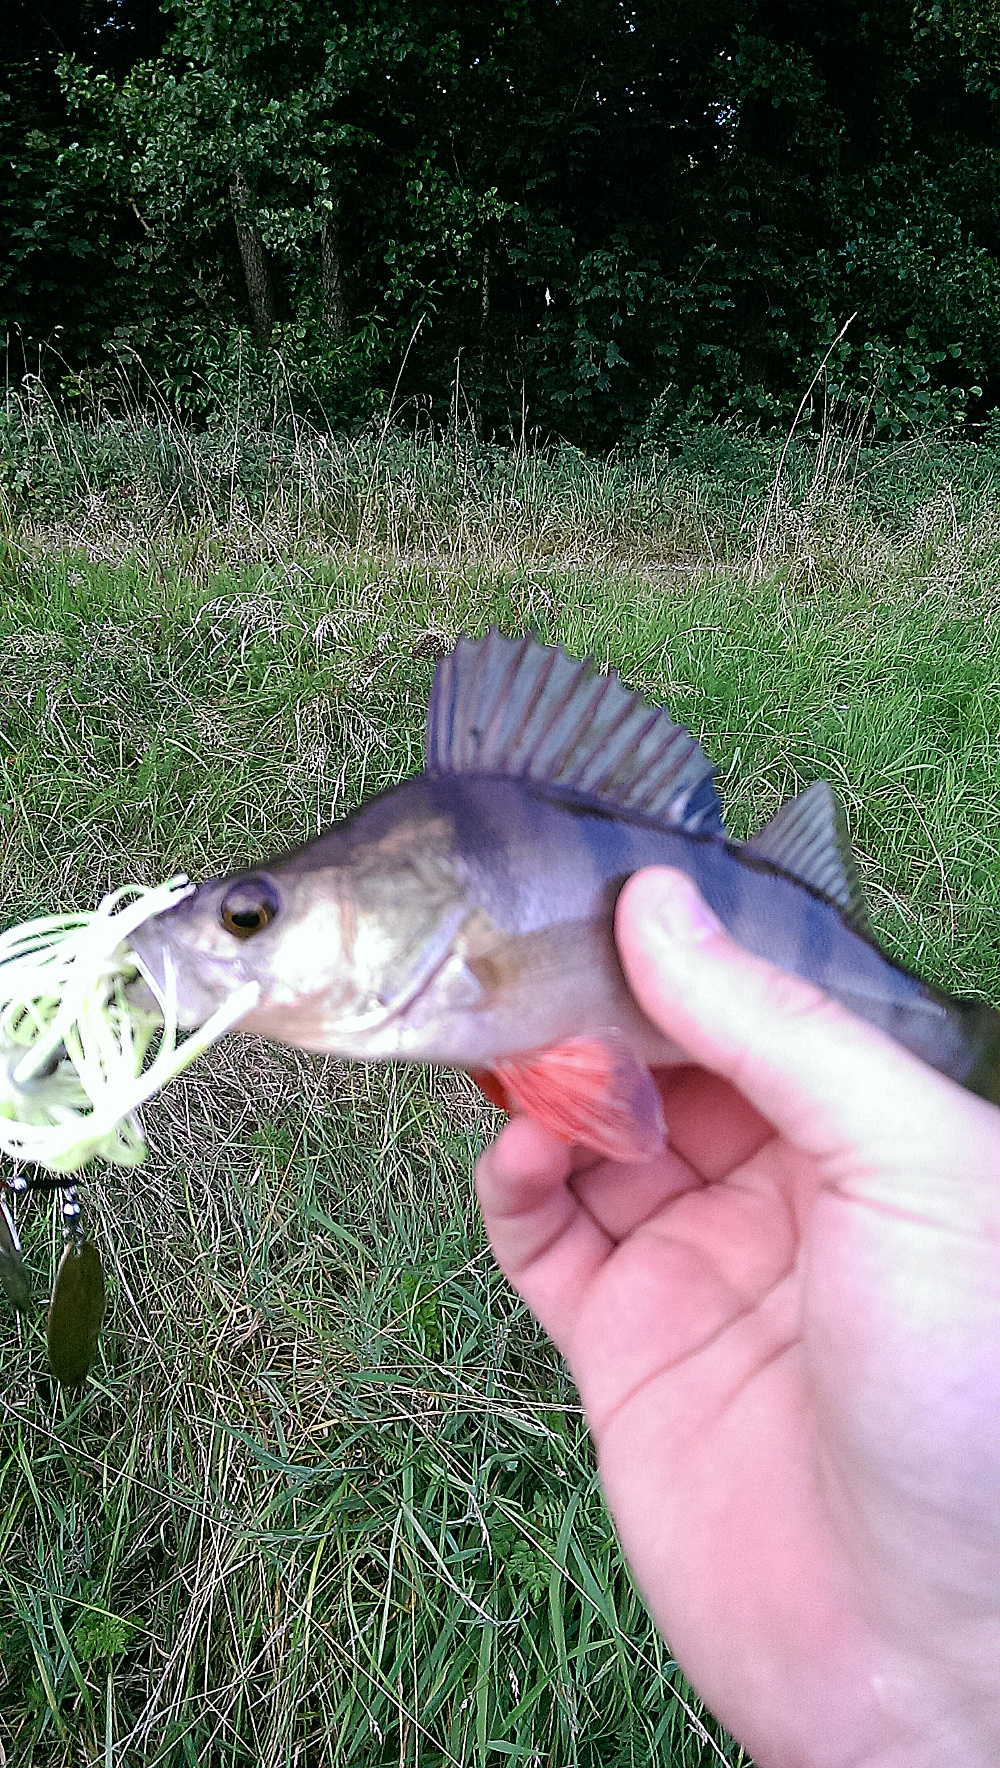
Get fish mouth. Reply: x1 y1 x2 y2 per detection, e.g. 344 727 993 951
126 917 251 1032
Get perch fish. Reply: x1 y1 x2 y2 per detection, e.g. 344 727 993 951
129 631 1000 1160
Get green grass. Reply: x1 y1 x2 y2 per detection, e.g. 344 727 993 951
2 406 1000 1766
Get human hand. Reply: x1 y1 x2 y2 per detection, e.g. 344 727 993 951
475 868 1000 1768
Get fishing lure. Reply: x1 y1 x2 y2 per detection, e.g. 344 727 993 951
2 1166 105 1387
0 879 258 1383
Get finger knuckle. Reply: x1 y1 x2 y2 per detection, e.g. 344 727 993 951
762 965 842 1030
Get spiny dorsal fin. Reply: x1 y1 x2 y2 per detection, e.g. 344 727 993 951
747 781 872 934
426 631 724 832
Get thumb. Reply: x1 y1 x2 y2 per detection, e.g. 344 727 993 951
615 867 1000 1222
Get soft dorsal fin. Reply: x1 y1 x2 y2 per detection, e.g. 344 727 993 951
426 631 724 832
747 781 872 934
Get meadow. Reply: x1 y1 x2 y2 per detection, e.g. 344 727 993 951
2 387 1000 1767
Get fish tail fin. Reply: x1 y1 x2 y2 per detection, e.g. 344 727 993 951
953 998 1000 1106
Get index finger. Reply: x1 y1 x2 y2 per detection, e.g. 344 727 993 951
475 1116 611 1347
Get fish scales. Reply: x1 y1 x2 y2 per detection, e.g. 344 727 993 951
441 774 983 1085
128 632 1000 1161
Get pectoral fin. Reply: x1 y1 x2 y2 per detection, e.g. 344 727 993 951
484 1033 667 1162
469 1069 513 1113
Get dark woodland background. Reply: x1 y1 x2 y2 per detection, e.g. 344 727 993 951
4 0 999 445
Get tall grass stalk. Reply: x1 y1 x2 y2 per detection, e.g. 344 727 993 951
3 356 1000 591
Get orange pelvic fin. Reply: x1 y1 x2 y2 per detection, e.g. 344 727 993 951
469 1069 513 1113
489 1033 667 1162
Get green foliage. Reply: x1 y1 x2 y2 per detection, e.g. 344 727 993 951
71 1610 137 1663
3 1 1000 437
395 1266 445 1359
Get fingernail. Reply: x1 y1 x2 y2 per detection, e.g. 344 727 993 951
646 871 723 946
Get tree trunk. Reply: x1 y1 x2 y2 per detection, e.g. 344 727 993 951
230 162 275 347
320 209 348 342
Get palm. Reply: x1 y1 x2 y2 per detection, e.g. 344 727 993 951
477 1065 1000 1767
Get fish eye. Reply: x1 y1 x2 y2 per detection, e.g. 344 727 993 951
219 878 280 940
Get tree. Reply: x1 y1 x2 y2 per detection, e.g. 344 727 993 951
4 0 1000 441
0 0 169 379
